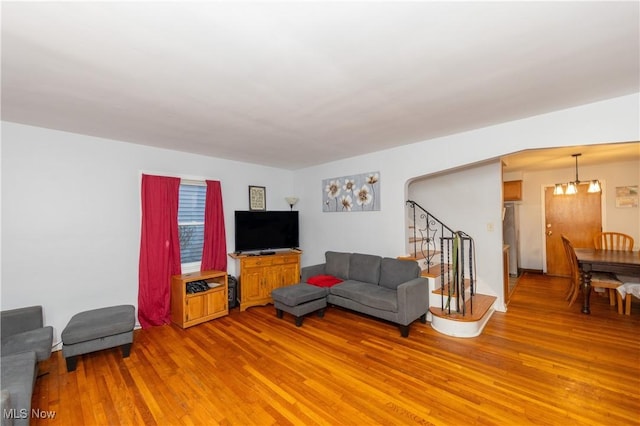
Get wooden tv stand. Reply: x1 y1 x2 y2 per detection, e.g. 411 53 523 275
171 270 228 328
229 250 302 311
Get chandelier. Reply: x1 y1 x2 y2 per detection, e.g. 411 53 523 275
553 153 601 195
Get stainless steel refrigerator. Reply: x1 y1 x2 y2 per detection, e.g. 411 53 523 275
503 203 520 277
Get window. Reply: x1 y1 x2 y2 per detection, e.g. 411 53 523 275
178 182 206 271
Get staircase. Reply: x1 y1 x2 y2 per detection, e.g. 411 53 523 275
404 200 497 338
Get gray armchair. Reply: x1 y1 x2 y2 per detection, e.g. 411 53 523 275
1 306 53 426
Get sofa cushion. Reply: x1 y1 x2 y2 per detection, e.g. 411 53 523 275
349 253 381 284
307 274 343 288
1 306 44 338
325 251 350 280
1 351 37 425
0 389 11 426
379 258 421 289
330 281 398 312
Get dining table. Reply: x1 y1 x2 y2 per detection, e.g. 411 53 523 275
574 248 640 314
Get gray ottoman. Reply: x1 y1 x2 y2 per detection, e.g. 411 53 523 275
61 305 135 372
271 284 327 327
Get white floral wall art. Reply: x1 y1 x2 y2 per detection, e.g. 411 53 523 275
323 172 380 212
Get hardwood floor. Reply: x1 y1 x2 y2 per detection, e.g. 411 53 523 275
32 273 640 425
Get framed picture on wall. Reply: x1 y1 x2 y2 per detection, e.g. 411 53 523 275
616 185 638 208
249 185 266 211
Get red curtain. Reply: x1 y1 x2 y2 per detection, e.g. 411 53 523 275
138 174 181 328
201 180 227 272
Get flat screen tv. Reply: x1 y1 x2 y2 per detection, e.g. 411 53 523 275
234 211 299 253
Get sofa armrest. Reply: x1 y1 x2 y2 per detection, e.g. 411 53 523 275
396 277 429 325
301 263 327 282
1 306 44 338
1 326 53 362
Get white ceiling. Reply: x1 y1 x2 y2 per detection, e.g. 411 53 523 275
2 2 639 170
501 142 640 174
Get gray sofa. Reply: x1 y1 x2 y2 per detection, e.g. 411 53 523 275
1 306 53 426
301 251 429 337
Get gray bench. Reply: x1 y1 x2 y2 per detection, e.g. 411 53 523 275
271 284 327 327
61 305 135 372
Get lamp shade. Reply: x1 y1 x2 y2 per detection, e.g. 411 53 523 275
553 184 564 195
285 197 299 210
565 182 578 195
587 180 601 193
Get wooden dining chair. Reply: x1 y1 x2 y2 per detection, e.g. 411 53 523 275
561 234 623 308
616 283 640 315
594 232 637 311
593 232 634 251
615 251 640 315
561 235 580 305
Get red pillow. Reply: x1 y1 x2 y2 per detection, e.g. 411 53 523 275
307 274 343 287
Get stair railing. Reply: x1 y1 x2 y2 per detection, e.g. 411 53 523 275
406 200 476 316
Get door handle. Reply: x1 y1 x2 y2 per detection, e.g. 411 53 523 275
546 230 553 236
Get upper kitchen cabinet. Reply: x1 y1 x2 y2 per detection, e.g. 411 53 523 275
503 180 523 201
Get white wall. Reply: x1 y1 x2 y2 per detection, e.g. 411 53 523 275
511 159 640 271
407 160 504 302
1 122 293 347
293 93 639 312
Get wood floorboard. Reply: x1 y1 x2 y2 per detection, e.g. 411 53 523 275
31 272 640 425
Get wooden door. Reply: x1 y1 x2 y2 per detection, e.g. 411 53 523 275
544 184 602 276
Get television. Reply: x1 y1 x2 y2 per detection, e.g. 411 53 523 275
234 211 299 253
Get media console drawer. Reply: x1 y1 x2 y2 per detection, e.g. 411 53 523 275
243 257 273 268
239 253 299 268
